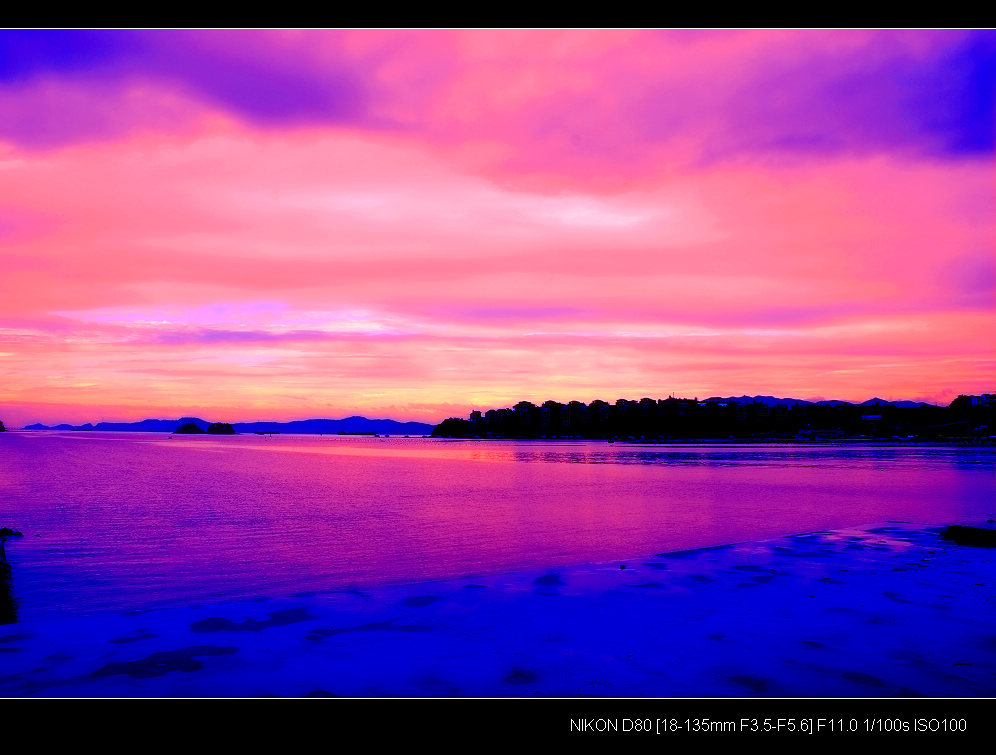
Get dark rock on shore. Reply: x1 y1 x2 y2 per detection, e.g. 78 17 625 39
940 525 996 547
0 561 14 624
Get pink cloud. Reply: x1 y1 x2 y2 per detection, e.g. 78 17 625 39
0 30 992 426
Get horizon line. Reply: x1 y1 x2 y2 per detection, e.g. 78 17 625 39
10 389 995 430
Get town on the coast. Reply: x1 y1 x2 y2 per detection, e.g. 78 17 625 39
431 394 996 442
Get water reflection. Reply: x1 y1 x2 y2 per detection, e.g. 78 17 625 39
504 444 995 470
0 433 992 620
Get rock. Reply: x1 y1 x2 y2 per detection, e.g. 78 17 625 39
940 525 996 547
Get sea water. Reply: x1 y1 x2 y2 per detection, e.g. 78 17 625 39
1 432 992 621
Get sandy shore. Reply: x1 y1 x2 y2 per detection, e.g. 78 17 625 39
1 520 994 698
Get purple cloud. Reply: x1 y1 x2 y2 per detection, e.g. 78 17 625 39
0 30 367 147
0 29 990 166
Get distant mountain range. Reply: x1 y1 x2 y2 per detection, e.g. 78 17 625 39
715 396 936 409
17 397 944 433
22 416 436 435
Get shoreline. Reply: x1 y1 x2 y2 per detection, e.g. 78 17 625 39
7 430 995 449
2 519 995 698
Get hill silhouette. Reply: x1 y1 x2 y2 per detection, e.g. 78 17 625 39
433 393 993 441
22 416 435 435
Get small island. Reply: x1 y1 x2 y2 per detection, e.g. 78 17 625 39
174 421 236 434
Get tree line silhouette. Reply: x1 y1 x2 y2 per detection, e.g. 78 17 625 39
432 394 995 441
175 422 236 434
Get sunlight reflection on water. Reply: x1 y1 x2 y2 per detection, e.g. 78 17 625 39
1 433 992 619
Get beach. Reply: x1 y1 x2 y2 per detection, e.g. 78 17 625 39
2 519 994 698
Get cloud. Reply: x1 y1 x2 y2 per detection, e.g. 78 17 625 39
0 30 368 148
0 30 992 424
146 328 393 345
0 30 990 174
940 250 996 309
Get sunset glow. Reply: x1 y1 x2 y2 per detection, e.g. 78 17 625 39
1 29 993 426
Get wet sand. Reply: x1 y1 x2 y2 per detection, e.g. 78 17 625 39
1 520 994 698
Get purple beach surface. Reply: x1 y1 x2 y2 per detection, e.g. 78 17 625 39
1 520 995 698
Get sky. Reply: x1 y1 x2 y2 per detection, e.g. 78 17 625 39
0 29 993 427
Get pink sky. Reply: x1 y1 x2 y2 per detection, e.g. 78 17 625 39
0 29 993 426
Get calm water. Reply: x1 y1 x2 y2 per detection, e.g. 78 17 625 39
1 432 993 621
